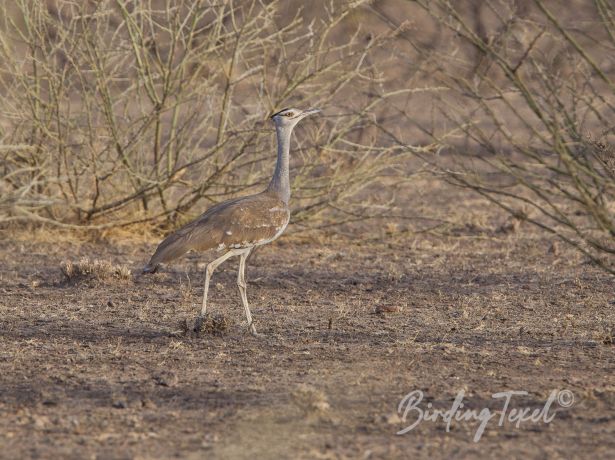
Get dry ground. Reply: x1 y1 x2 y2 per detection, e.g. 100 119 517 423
1 185 614 459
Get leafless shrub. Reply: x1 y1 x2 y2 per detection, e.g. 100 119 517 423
0 0 411 232
383 0 615 273
61 257 132 282
588 137 615 178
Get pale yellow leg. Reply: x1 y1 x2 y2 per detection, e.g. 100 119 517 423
194 249 242 331
237 248 257 335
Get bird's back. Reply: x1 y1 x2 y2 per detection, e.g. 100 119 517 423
143 191 289 272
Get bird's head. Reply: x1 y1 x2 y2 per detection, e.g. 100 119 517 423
270 107 320 128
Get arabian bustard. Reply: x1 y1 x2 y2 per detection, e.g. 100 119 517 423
143 108 320 334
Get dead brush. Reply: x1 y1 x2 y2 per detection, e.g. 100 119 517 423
397 0 615 275
291 384 331 417
188 314 230 336
588 137 615 178
0 0 410 234
60 257 131 283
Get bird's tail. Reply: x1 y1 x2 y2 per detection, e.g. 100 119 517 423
142 227 195 274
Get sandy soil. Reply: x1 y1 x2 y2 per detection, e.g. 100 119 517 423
1 196 614 459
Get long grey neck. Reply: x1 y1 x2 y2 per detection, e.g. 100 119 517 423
267 124 293 204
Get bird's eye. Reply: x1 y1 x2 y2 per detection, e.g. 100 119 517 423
285 112 293 117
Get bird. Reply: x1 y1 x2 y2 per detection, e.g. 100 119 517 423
143 107 320 335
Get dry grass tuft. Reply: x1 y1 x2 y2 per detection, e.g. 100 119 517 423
595 327 614 346
190 314 230 336
60 258 132 283
291 384 331 416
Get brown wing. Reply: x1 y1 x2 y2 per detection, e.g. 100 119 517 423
144 192 289 271
208 194 289 250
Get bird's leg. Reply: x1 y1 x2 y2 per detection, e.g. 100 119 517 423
237 248 257 335
194 249 240 332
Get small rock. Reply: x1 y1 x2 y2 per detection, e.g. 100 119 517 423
153 372 178 387
385 413 402 425
375 305 400 314
112 399 127 409
141 398 157 409
32 415 49 429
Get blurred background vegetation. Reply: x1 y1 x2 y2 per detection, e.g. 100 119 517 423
0 0 614 272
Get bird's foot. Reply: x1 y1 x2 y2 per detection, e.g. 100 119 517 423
248 322 259 336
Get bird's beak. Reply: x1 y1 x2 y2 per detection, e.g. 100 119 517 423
301 108 321 117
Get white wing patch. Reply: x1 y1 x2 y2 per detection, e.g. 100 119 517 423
254 221 289 247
